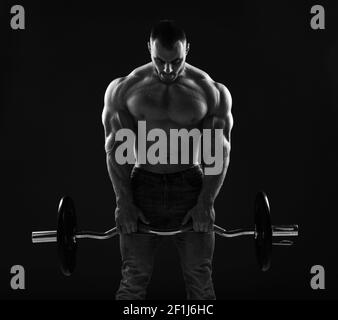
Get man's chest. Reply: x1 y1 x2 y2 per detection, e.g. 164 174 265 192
126 81 209 125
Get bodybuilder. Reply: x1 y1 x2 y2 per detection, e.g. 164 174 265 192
102 20 233 300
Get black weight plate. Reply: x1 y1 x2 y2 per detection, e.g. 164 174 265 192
57 196 77 276
254 191 272 271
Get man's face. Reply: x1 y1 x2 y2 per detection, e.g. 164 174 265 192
148 39 189 83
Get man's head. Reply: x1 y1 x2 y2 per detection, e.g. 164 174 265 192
148 20 190 83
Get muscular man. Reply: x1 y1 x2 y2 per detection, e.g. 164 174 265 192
102 20 233 300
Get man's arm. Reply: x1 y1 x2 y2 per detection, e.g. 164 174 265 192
198 83 233 205
182 83 233 232
102 78 148 234
102 78 134 204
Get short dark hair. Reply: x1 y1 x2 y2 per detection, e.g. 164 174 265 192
150 20 186 50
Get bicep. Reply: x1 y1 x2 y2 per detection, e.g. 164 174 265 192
203 84 233 144
102 78 123 136
101 78 136 154
102 107 119 154
222 111 233 143
217 84 233 143
102 110 137 154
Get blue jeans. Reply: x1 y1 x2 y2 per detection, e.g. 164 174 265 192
115 165 216 300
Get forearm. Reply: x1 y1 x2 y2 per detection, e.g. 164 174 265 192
198 143 230 205
106 152 134 205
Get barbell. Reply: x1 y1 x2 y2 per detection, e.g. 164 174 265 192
31 191 298 276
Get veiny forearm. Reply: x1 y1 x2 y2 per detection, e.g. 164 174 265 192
106 151 134 205
198 142 230 205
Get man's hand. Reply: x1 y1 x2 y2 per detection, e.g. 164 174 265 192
115 202 149 234
181 202 215 232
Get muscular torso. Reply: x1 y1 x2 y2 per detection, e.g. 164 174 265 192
121 63 218 173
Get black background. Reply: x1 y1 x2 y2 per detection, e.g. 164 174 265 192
1 0 337 300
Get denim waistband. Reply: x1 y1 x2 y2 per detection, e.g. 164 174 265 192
131 164 203 181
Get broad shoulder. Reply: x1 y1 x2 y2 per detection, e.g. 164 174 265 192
104 63 153 105
184 63 211 80
104 73 144 110
185 63 232 114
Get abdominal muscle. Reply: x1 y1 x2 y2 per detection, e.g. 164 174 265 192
134 140 201 174
131 117 203 173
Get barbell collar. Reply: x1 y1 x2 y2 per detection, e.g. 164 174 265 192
272 225 298 237
272 240 294 246
32 231 57 243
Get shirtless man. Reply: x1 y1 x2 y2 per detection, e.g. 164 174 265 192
102 20 233 300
